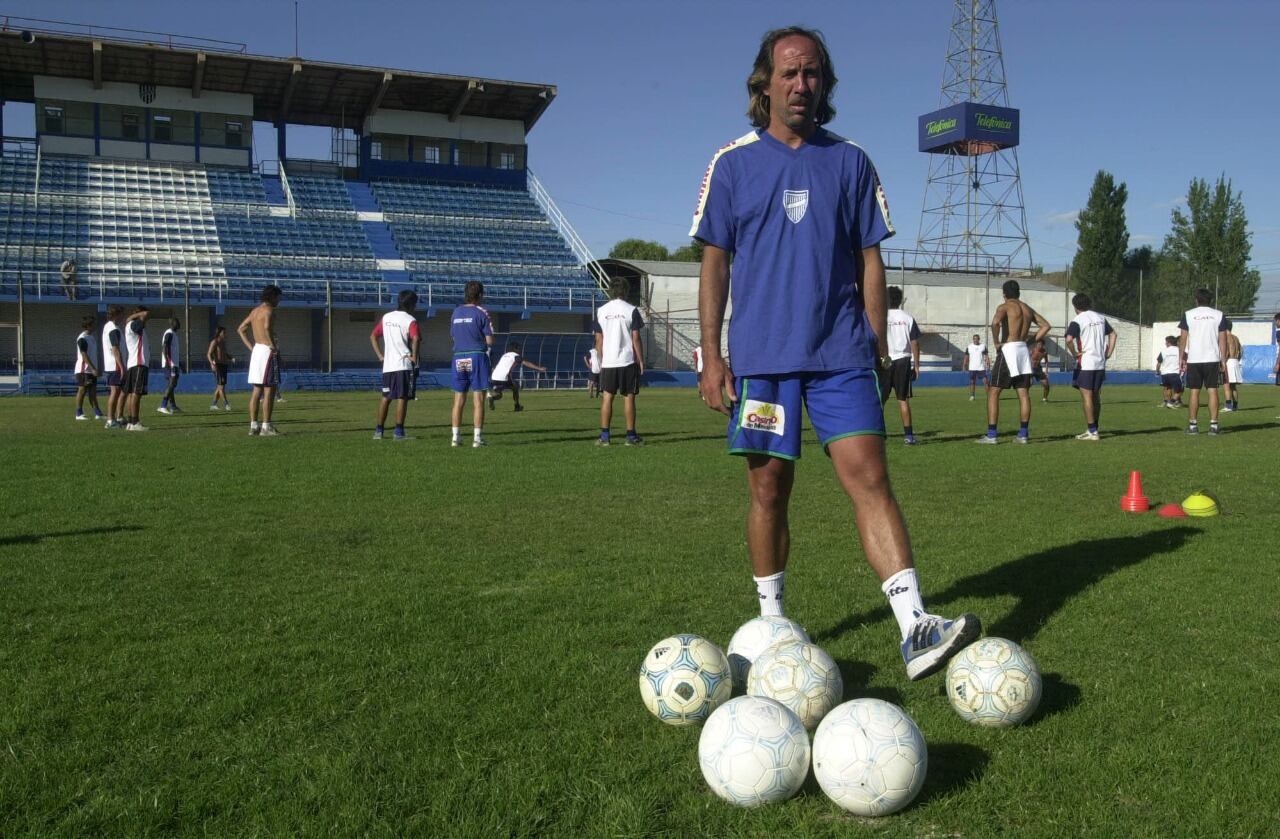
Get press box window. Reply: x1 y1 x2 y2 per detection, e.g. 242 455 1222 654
43 106 65 134
225 121 243 147
152 114 173 143
122 113 141 140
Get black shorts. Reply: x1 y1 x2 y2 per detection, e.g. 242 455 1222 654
381 369 416 401
991 354 1031 391
106 370 122 388
490 378 518 396
1161 373 1184 393
1072 369 1105 392
1185 362 1221 390
586 372 599 384
214 364 228 386
75 372 97 387
1032 366 1048 382
600 364 641 395
123 366 149 395
882 357 914 401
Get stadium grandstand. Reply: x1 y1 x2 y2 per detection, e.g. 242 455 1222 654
0 19 608 394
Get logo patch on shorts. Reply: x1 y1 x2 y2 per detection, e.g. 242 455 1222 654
742 399 785 435
783 190 809 224
455 357 473 373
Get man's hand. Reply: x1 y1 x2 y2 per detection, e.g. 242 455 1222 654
700 354 737 415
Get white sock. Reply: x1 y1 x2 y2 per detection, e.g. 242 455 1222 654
753 572 784 617
251 421 260 430
473 426 483 441
882 568 927 641
451 426 460 441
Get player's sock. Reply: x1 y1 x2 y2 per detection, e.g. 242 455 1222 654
451 426 460 442
76 409 84 417
473 427 482 442
375 424 384 434
882 568 927 642
600 427 610 441
986 424 997 438
160 398 168 408
394 424 404 436
1019 421 1029 437
904 425 913 439
251 421 261 431
753 572 784 617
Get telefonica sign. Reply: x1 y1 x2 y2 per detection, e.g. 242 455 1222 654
926 118 958 136
975 113 1014 132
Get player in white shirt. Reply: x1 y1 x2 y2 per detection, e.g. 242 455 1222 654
488 342 547 412
881 287 921 445
157 318 183 415
692 344 704 393
963 334 988 401
101 304 127 428
583 346 601 398
1155 335 1184 408
1222 326 1243 412
593 279 645 446
1177 288 1230 435
120 305 152 431
73 315 104 421
370 290 421 441
1064 294 1116 441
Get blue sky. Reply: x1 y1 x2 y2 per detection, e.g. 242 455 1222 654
8 0 1280 310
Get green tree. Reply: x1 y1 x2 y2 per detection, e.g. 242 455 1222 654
1071 171 1132 319
608 239 669 261
670 239 705 262
1151 175 1261 320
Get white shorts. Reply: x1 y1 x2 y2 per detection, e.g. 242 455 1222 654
248 344 278 387
1226 359 1243 384
1001 342 1033 377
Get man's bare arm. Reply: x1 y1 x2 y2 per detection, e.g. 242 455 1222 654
1218 330 1228 370
206 339 218 367
631 330 645 375
369 327 383 362
266 308 278 352
1031 309 1052 344
1105 330 1118 359
1178 329 1189 371
236 314 255 352
990 304 1005 348
861 245 889 360
698 243 735 413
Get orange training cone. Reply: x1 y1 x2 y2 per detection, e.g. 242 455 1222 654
1121 471 1150 513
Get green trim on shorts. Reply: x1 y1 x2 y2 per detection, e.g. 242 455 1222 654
727 377 750 451
821 429 886 454
453 350 485 357
728 446 800 461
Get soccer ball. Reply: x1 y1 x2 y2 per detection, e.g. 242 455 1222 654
746 640 843 730
812 698 927 816
726 616 810 693
698 695 811 807
638 634 732 726
945 637 1042 727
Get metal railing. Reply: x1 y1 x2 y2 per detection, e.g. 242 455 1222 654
526 169 608 290
277 160 297 219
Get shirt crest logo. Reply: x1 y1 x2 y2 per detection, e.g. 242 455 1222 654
783 190 809 224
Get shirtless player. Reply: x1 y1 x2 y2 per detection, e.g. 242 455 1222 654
978 280 1051 444
237 284 283 436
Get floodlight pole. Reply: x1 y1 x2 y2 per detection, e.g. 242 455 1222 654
184 279 191 374
325 281 333 374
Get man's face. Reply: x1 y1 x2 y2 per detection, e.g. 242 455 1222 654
972 336 980 344
767 35 823 135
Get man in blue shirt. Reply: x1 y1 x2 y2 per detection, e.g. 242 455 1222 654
692 26 979 681
450 281 494 447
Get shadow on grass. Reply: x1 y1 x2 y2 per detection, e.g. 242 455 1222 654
915 742 991 806
0 524 144 548
816 527 1200 646
1029 672 1081 723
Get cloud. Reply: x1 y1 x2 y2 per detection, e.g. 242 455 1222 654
1151 196 1187 210
1044 210 1078 226
1129 234 1160 244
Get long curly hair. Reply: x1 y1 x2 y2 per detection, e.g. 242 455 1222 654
746 26 838 129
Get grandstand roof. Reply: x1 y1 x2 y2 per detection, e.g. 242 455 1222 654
0 26 557 131
601 259 702 278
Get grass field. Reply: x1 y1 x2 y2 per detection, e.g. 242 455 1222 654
2 384 1278 837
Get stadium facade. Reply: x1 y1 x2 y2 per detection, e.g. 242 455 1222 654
0 21 606 393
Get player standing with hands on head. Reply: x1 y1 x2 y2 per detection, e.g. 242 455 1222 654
371 289 421 441
101 305 127 428
121 306 151 431
1178 288 1229 436
882 286 921 445
238 284 283 437
1064 293 1116 441
692 26 978 681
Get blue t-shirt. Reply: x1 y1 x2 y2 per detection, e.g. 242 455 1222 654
450 304 492 353
689 128 894 377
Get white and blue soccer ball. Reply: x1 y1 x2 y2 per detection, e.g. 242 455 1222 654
747 640 843 730
945 637 1042 727
638 634 732 726
698 695 811 807
726 616 810 694
813 698 927 816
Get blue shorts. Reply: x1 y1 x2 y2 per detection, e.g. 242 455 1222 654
968 369 988 383
1161 373 1184 393
1072 369 1106 392
382 369 416 400
105 370 122 388
451 352 491 393
727 369 885 460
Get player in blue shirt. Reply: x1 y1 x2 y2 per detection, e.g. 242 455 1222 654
692 27 979 681
449 281 494 447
